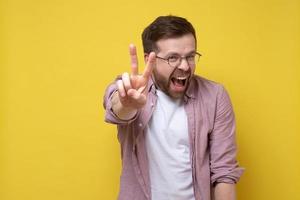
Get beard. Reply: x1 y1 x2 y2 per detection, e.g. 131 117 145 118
152 67 192 99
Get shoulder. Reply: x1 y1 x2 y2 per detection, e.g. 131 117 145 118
193 75 220 87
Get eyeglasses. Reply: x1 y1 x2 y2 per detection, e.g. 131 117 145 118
156 52 202 68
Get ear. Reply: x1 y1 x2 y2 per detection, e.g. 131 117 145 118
144 53 149 64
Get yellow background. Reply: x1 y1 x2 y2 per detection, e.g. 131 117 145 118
1 0 299 199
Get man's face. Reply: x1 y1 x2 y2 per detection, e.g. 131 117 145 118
151 34 197 99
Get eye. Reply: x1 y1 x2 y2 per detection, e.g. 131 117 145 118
168 55 179 63
186 55 195 62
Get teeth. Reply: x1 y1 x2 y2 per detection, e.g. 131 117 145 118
176 77 187 80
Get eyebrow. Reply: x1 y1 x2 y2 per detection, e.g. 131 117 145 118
164 50 197 57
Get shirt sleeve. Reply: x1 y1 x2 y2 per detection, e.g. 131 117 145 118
209 84 244 185
103 77 139 125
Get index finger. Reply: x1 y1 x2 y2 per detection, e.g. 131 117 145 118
129 44 138 76
142 52 156 79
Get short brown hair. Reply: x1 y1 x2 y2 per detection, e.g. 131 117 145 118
142 15 197 54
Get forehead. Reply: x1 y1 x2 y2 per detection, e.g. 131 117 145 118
156 34 196 54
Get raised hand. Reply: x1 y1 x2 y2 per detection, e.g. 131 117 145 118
116 44 156 109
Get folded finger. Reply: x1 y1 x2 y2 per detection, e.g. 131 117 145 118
122 72 132 91
117 80 126 97
128 89 146 103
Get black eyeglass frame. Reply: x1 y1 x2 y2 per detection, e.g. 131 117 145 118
155 52 202 68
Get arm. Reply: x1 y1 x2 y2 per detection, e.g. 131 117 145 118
212 183 236 200
209 85 244 197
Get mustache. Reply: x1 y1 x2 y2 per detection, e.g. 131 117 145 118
171 67 191 77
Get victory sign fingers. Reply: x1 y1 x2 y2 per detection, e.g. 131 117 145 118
117 44 156 108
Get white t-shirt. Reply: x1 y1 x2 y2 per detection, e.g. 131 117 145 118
146 89 195 200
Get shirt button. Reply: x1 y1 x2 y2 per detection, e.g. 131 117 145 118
139 123 143 127
151 102 154 107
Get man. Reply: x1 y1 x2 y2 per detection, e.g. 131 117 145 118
103 15 244 200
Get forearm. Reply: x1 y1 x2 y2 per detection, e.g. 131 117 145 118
111 91 137 120
212 183 236 200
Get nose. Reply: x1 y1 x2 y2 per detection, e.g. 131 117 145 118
177 58 190 71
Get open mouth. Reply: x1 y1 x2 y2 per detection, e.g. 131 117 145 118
171 76 188 88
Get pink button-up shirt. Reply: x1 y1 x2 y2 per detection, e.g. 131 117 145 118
103 75 244 200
